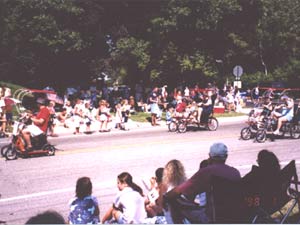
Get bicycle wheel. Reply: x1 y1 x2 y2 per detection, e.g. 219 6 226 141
5 146 18 160
256 130 267 143
1 144 11 157
207 117 219 131
177 122 187 133
43 144 56 156
168 121 178 132
240 127 252 140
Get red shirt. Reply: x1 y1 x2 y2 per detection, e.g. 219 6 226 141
177 163 241 200
34 107 50 133
176 102 187 113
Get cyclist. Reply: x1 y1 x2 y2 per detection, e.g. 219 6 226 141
22 98 50 150
272 95 294 135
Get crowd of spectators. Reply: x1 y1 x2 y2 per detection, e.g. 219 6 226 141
0 82 254 137
24 142 294 224
41 82 247 135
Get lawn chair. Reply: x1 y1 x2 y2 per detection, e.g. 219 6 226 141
243 160 300 223
208 176 248 223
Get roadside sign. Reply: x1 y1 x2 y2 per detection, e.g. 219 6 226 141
233 65 243 79
234 81 242 89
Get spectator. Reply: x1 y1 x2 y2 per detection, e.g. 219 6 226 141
96 99 111 132
161 159 187 223
101 172 147 224
184 87 190 98
252 85 260 106
121 99 131 131
0 87 6 136
114 103 123 130
243 149 280 183
243 150 281 214
164 142 241 223
72 98 84 135
26 210 66 224
68 177 100 224
145 167 164 217
161 85 168 103
135 81 144 103
194 159 210 206
47 101 58 137
226 91 236 112
56 108 69 128
149 87 160 126
82 101 94 134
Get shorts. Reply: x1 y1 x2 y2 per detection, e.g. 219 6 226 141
281 114 293 122
116 212 126 224
99 114 107 121
281 110 293 122
26 124 44 137
150 103 160 115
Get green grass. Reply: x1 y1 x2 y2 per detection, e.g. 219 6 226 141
130 111 247 123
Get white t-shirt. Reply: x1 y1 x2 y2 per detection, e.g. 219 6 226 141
113 187 147 224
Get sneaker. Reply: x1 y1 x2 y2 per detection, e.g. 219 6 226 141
273 130 280 135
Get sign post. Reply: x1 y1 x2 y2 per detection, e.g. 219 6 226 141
233 65 243 88
233 65 243 80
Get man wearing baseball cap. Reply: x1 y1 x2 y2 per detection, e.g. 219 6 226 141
164 142 240 223
22 98 50 150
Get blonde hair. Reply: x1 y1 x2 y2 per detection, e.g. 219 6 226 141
162 159 186 188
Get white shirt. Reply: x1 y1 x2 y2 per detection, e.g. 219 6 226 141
114 187 147 224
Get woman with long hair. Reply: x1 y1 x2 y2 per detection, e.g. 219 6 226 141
160 159 187 223
102 172 147 224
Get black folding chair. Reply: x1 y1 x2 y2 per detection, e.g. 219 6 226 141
208 176 248 223
243 160 300 223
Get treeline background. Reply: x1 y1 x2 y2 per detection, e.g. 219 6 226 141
0 0 300 91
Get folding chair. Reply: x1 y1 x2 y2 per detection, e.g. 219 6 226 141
208 176 248 223
243 160 300 223
163 193 207 224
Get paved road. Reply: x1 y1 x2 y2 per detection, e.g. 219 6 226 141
0 118 300 224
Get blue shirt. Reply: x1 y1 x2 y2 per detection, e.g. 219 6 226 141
68 195 99 224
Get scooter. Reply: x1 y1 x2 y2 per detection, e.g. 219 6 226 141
4 113 56 160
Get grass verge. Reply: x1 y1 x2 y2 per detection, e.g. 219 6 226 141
130 111 247 123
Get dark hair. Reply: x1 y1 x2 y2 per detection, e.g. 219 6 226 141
155 167 164 183
199 159 210 170
25 210 65 224
118 172 144 196
257 149 280 173
76 177 92 199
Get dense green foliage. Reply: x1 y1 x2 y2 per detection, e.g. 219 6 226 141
1 0 300 90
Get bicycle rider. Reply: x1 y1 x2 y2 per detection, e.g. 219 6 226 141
22 98 50 150
272 95 294 135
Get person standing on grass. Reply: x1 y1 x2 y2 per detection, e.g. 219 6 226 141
149 87 160 126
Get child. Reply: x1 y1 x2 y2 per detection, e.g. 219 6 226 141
68 177 100 224
166 106 174 125
145 167 164 217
